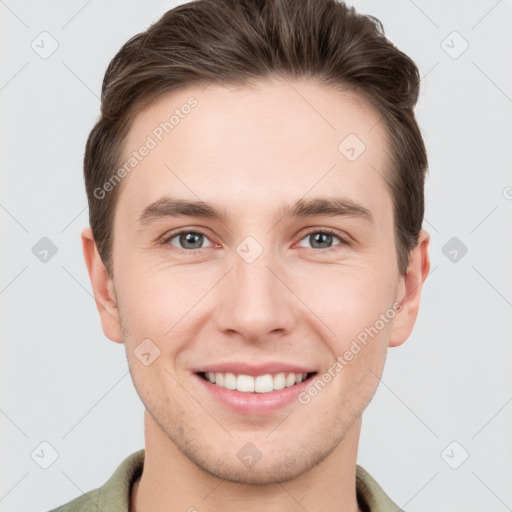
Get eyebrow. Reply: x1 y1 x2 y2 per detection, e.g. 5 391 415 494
280 197 373 223
136 196 373 225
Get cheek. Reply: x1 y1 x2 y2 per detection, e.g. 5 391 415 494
299 260 398 331
293 262 398 393
114 261 201 337
305 274 394 412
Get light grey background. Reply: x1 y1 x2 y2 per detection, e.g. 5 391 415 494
1 1 511 511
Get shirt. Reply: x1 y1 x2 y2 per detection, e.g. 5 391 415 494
47 449 403 512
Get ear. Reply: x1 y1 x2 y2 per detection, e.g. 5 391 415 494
388 229 431 348
81 227 123 343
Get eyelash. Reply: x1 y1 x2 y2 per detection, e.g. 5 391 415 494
160 227 348 254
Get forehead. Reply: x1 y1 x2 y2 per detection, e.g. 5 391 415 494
115 79 392 228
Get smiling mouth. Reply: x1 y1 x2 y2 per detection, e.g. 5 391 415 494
197 371 317 393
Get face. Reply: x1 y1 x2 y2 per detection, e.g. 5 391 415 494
84 79 429 485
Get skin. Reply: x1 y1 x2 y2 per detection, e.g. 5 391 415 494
82 78 430 512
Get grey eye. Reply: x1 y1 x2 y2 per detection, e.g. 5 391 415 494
168 231 214 250
297 231 342 250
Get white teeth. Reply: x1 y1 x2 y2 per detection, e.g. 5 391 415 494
285 373 297 387
255 374 273 393
273 372 286 390
224 372 237 390
203 371 310 393
237 374 254 392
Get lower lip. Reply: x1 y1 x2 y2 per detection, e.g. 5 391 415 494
193 373 316 416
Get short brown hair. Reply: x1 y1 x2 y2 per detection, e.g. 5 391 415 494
84 0 427 278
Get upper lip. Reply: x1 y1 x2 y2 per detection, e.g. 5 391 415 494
192 362 317 377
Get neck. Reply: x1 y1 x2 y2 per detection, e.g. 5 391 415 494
131 410 362 512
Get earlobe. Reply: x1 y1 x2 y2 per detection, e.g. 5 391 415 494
81 227 124 343
388 229 431 347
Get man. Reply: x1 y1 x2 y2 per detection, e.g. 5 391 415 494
49 0 430 510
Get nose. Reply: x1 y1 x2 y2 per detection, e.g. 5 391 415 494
214 243 298 343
